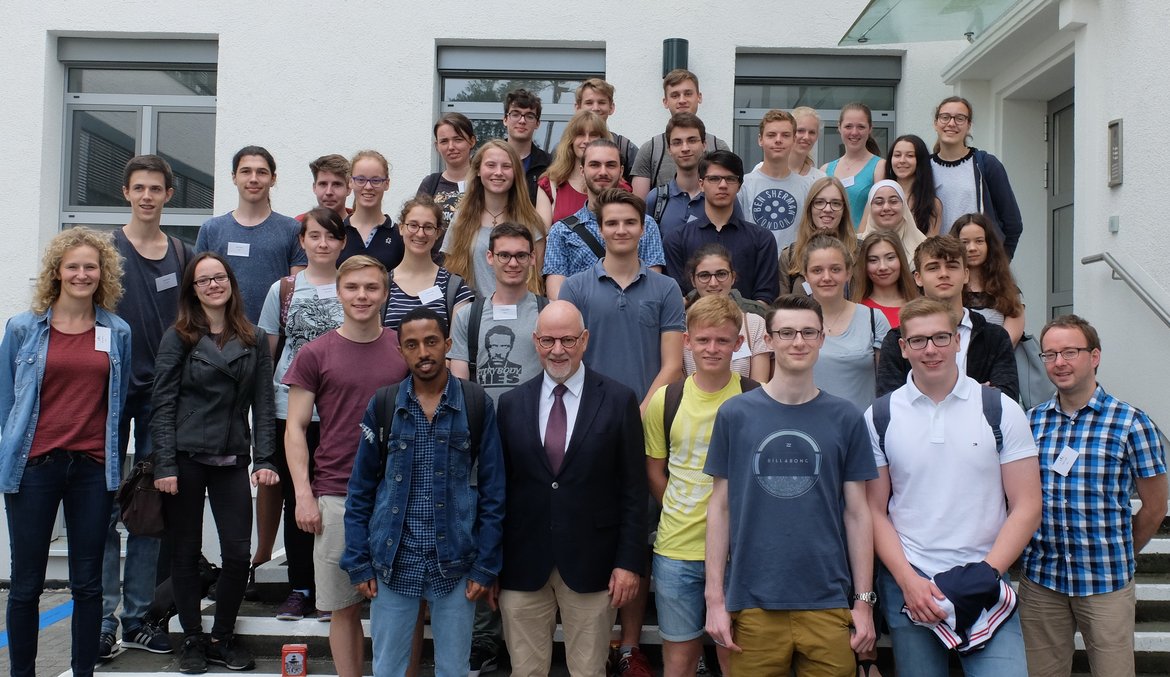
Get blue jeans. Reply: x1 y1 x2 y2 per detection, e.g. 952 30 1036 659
102 388 162 636
652 554 707 641
877 565 1027 677
370 577 474 677
5 450 115 677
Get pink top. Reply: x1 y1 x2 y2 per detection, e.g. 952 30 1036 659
537 177 588 224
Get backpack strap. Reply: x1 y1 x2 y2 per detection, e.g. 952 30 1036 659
169 235 190 275
278 275 297 329
650 135 667 188
445 273 466 323
652 187 671 226
980 385 1004 453
465 297 487 383
420 173 442 196
663 376 762 454
460 379 485 463
872 392 893 455
535 295 550 312
374 383 402 481
563 215 606 260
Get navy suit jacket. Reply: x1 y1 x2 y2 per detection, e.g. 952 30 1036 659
496 367 648 593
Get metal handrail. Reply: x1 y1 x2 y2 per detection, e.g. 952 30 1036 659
1081 252 1170 329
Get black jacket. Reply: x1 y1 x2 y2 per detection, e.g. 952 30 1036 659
876 311 1019 401
496 368 648 593
523 145 553 207
151 327 276 480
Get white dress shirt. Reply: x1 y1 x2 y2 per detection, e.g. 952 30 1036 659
538 365 586 447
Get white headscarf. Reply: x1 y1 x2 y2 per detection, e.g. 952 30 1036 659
859 180 925 263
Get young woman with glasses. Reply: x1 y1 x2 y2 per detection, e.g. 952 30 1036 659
930 96 1024 258
801 234 890 411
950 213 1025 346
0 228 131 677
778 176 858 296
151 252 278 673
822 102 887 229
683 244 771 382
338 149 406 270
442 140 545 297
852 230 919 328
384 196 473 331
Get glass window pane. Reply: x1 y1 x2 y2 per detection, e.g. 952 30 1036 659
734 124 763 171
734 84 895 110
442 77 587 105
67 68 217 96
156 111 216 210
69 110 139 208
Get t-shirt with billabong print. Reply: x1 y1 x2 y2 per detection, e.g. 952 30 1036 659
448 293 544 405
737 169 816 252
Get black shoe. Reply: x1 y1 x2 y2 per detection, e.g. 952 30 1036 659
468 640 499 676
243 563 260 601
178 635 208 674
98 631 117 660
206 634 256 671
123 622 174 653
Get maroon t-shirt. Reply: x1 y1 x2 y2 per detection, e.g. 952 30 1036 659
283 328 408 496
30 326 109 462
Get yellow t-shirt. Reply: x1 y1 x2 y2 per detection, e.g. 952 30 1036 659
645 374 749 560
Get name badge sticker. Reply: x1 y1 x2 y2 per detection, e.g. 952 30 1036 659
732 339 752 361
801 281 813 296
316 284 337 299
155 273 178 292
1052 445 1080 476
840 175 856 188
94 326 112 353
418 286 443 305
493 305 518 320
226 242 251 257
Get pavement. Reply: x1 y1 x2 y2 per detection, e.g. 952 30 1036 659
0 587 76 677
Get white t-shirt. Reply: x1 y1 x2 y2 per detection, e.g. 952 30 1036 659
866 375 1037 576
737 168 816 251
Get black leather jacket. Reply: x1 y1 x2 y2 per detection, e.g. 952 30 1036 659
150 326 276 480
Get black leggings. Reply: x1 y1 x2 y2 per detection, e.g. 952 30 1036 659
165 455 251 639
272 419 319 591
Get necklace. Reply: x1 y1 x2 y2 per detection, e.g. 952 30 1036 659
824 304 852 335
486 207 506 225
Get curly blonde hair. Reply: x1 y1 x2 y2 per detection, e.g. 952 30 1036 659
32 227 124 313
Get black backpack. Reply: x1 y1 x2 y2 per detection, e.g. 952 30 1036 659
371 378 487 480
661 376 762 452
870 385 1004 454
464 296 549 381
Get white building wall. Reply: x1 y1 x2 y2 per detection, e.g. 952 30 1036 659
1 1 962 319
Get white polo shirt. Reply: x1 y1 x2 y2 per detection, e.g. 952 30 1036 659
865 374 1036 576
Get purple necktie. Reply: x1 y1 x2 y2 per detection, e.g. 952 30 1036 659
545 384 568 475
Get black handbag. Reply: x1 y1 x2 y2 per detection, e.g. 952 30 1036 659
116 460 165 537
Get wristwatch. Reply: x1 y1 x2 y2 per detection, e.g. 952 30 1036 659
853 591 878 606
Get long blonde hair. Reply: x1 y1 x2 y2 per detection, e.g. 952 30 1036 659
444 141 543 293
33 227 124 313
786 176 857 277
544 111 609 187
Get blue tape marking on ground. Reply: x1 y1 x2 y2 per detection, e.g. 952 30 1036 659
0 599 74 650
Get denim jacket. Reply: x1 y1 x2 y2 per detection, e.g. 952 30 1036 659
341 374 505 589
0 307 131 493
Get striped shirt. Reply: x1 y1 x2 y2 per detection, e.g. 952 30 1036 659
382 267 473 331
1023 385 1166 595
386 376 460 598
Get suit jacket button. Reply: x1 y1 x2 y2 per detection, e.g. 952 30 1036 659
551 482 559 489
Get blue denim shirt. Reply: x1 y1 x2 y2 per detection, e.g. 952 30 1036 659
0 307 131 493
342 373 505 588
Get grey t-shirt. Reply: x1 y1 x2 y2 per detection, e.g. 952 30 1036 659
195 211 307 322
559 261 686 399
632 132 729 190
257 272 345 419
704 389 878 612
449 293 544 405
814 304 890 412
737 169 816 252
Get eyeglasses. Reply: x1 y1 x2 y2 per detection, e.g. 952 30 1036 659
535 333 583 349
905 332 954 350
703 175 741 186
493 251 532 264
193 273 229 288
936 113 970 125
811 198 845 211
404 221 441 235
506 111 539 123
694 269 731 283
352 176 389 188
1039 347 1091 363
769 328 823 341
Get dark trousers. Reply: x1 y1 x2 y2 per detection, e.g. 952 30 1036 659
5 450 114 677
273 419 318 591
165 455 251 639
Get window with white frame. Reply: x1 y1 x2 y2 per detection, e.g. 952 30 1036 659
436 45 605 165
59 38 217 242
733 52 901 170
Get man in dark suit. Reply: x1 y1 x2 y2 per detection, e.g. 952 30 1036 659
496 300 648 677
876 236 1019 400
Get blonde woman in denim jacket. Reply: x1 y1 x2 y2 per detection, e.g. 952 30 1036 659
0 227 131 677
